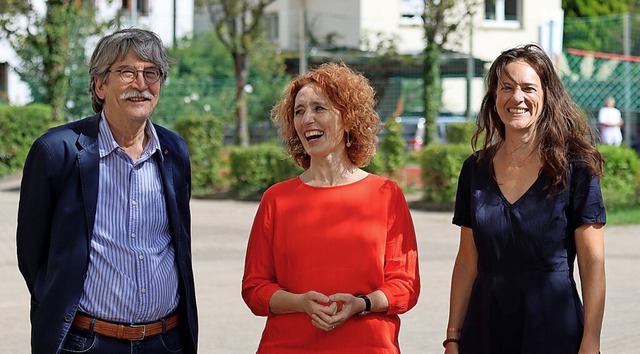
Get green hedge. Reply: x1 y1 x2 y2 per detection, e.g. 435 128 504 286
0 104 52 176
174 113 226 195
417 143 640 211
229 144 302 200
419 143 472 207
445 121 475 145
377 117 407 173
598 145 640 211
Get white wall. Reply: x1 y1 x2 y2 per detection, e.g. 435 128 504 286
305 0 361 50
0 42 32 105
98 0 194 46
266 0 361 52
264 0 296 50
360 0 423 54
459 0 563 62
263 0 564 115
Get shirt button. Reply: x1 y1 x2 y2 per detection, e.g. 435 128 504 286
139 255 144 260
141 288 146 293
131 200 137 206
131 233 136 238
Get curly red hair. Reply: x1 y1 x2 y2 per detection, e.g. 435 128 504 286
271 62 380 169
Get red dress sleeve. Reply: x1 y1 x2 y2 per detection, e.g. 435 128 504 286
241 192 283 316
378 182 420 314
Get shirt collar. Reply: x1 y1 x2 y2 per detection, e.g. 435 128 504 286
97 111 163 161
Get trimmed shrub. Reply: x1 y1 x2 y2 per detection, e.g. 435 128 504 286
0 104 52 176
598 145 640 211
417 143 640 212
174 113 225 195
445 121 475 144
419 143 472 207
365 153 385 175
378 117 407 174
229 144 301 199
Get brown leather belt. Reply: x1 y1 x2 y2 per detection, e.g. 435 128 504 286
72 312 179 340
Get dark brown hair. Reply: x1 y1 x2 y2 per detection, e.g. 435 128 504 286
473 43 603 193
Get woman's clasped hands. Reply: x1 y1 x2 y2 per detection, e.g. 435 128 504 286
301 291 365 332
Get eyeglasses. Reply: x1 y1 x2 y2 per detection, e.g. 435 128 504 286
108 67 162 84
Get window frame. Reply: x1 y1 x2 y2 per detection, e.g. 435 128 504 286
484 0 521 29
399 0 423 27
264 12 279 42
122 0 150 16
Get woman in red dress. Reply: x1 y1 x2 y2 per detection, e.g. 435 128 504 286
241 62 420 353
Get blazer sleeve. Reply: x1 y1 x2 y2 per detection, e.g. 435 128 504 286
16 138 56 295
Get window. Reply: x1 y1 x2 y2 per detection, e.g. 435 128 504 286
122 0 149 16
264 13 279 42
400 0 422 26
485 0 520 25
0 63 7 101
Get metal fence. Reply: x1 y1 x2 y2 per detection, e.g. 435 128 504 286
61 14 640 150
560 13 640 149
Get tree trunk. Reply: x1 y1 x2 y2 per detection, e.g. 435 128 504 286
233 52 250 147
422 44 441 146
44 0 71 122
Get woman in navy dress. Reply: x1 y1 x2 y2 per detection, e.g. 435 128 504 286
444 44 606 354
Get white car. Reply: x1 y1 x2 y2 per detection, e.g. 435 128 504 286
394 113 469 149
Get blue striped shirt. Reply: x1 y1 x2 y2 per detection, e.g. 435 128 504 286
78 114 179 323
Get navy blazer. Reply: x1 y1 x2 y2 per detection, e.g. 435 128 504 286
16 114 198 353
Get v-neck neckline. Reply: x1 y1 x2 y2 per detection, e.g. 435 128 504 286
493 171 544 206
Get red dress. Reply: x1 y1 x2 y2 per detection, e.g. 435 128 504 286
242 174 420 353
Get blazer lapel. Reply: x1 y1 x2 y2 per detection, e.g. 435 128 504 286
77 114 101 238
156 138 182 254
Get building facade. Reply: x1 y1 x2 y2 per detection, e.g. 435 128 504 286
262 0 563 114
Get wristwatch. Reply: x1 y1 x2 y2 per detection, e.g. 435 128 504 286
356 295 371 316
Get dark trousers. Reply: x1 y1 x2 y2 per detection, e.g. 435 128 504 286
61 325 184 353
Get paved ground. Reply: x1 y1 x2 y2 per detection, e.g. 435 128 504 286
1 173 639 353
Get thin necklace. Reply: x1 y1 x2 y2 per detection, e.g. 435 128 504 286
505 142 531 156
510 150 537 168
502 139 538 167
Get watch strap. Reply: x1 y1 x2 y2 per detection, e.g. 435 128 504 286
357 295 371 316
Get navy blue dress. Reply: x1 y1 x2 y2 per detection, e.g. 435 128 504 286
452 153 606 354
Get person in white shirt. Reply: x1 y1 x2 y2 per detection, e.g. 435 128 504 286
598 97 624 146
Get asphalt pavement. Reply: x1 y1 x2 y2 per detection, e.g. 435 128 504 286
1 174 639 353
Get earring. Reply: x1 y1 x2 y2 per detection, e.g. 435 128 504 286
346 131 352 147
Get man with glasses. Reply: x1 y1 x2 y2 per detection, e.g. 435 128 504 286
16 28 198 353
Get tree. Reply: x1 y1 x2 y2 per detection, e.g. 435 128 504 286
563 0 627 17
420 0 480 146
155 31 289 133
0 1 106 122
563 0 628 54
199 0 275 147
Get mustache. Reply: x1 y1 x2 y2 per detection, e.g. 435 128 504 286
120 90 154 100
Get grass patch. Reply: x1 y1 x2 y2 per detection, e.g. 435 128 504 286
606 206 640 225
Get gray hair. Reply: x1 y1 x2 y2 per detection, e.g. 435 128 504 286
88 28 170 112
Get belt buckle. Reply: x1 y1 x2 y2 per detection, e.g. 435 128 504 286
129 323 146 340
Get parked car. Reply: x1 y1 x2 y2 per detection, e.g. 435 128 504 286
434 112 468 143
393 112 469 150
394 116 425 151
